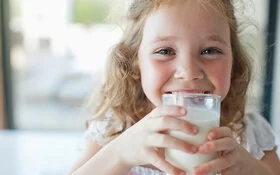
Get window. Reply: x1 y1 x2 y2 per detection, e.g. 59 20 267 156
9 0 122 130
7 0 274 131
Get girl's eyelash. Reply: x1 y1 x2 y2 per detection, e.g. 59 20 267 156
153 47 222 58
154 48 176 55
201 47 222 55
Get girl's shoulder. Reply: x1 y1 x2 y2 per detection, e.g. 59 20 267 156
242 111 276 160
84 110 125 146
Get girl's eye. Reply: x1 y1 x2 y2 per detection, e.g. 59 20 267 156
155 48 176 56
201 48 222 55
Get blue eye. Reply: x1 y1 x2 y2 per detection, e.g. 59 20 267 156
155 48 176 55
201 48 222 55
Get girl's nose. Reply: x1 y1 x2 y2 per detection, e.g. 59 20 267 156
174 61 204 81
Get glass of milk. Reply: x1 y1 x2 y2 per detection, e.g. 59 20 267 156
162 93 220 175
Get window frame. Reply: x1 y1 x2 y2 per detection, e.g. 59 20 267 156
262 0 279 123
1 0 14 129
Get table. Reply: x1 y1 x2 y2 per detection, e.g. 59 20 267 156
1 130 279 175
0 130 83 175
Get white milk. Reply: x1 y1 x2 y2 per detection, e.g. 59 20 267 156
165 107 220 175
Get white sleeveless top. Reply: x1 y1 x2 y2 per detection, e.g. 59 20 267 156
84 111 276 175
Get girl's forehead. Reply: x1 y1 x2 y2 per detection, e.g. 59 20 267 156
143 1 230 37
138 0 232 53
148 0 229 20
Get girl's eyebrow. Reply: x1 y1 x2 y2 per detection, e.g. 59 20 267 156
149 35 229 46
151 35 178 43
205 35 229 46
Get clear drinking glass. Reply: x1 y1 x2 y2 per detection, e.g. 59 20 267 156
162 93 221 175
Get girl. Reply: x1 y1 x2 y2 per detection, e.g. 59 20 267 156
69 0 280 175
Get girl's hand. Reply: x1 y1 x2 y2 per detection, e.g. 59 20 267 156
194 127 269 175
108 106 199 175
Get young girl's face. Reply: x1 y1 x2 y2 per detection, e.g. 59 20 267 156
138 1 233 106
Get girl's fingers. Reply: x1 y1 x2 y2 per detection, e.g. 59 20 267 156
148 133 198 154
207 127 232 140
149 151 186 175
151 115 199 135
198 137 237 154
194 152 235 175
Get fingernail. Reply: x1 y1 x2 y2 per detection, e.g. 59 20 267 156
192 127 199 134
194 166 200 172
180 172 185 175
180 108 186 115
192 146 197 153
209 132 215 139
198 145 205 152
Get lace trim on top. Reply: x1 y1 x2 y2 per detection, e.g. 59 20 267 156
242 112 276 160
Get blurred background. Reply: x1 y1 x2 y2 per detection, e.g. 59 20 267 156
0 0 279 174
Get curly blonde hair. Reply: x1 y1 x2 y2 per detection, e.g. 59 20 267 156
90 0 252 142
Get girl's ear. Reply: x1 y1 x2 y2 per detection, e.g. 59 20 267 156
132 59 141 80
132 74 141 80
